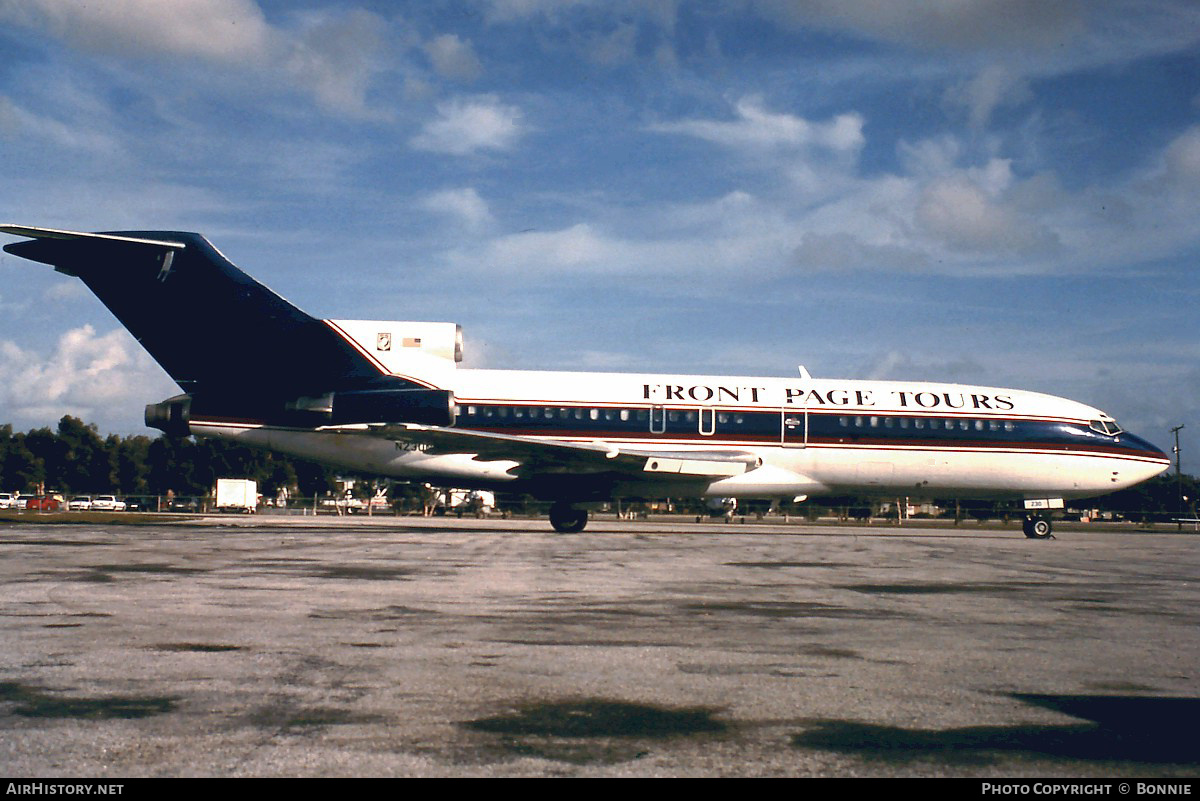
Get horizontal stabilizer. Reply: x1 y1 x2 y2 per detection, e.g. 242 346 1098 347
1 225 187 250
1 224 420 404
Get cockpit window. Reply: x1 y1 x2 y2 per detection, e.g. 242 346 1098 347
1089 419 1124 437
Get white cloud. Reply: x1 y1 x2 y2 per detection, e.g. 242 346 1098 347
752 0 1200 78
442 192 794 280
652 96 864 155
578 20 639 66
0 325 174 430
485 223 612 270
752 0 1087 53
861 350 985 382
424 33 483 82
1164 125 1200 183
915 171 1061 256
282 9 390 118
0 0 273 63
0 93 119 154
411 95 525 155
944 65 1034 129
793 231 929 272
1 0 391 118
422 188 493 228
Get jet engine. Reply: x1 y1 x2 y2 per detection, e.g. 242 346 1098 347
147 386 457 437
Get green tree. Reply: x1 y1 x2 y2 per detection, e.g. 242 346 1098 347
23 426 66 492
113 434 152 495
1 426 44 493
56 416 116 492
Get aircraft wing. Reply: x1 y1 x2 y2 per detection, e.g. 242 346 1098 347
333 423 761 481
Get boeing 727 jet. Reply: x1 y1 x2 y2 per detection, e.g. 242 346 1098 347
1 225 1170 537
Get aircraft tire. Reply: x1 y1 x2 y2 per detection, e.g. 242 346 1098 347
549 504 588 534
1023 515 1054 539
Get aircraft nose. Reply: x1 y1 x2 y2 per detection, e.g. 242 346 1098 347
1123 432 1170 463
1117 431 1172 482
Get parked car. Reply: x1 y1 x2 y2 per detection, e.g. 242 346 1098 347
0 492 16 510
24 496 61 511
91 495 127 511
68 495 93 511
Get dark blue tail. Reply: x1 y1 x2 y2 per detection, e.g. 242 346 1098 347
3 226 388 400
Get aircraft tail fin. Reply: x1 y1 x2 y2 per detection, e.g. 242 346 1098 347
1 225 395 401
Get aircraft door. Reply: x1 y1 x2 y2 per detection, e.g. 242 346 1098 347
781 403 807 448
649 405 667 434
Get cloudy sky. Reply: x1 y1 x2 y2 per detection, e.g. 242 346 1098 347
0 0 1197 461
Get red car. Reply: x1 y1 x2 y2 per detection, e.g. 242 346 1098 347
23 496 61 511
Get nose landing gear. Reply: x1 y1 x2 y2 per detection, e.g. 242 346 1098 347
1023 514 1055 539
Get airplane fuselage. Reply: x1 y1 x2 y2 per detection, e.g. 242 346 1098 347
189 366 1169 504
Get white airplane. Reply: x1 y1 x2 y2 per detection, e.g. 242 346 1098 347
2 225 1170 537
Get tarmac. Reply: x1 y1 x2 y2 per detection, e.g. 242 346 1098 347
0 514 1197 778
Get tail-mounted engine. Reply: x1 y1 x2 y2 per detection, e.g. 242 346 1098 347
146 387 456 437
288 388 456 427
145 394 192 437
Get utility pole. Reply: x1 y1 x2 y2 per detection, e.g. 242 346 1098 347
1171 425 1185 532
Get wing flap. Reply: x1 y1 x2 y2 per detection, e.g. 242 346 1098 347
642 456 747 477
328 423 760 480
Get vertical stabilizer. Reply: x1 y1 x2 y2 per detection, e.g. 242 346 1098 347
1 226 402 400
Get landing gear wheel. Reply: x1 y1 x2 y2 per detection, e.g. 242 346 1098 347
1023 515 1055 540
549 504 588 533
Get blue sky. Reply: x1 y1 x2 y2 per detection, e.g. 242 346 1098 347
0 0 1197 463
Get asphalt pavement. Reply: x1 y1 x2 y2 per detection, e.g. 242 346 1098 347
0 516 1196 777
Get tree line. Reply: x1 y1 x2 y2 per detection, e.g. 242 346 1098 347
1 416 338 499
1 415 1195 520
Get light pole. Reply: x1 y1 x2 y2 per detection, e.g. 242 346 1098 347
1171 425 1185 532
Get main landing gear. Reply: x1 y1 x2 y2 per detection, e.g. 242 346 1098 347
1022 514 1055 540
549 503 588 534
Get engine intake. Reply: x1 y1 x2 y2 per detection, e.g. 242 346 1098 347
145 394 192 437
